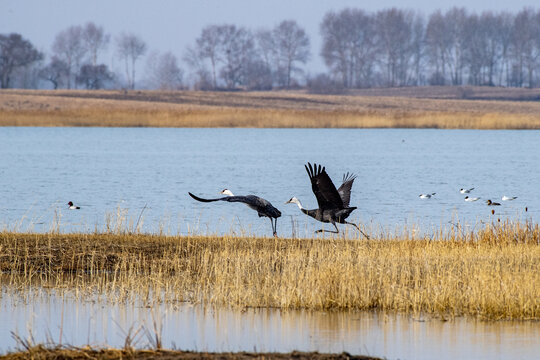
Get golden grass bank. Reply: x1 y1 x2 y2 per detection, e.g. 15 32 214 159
1 220 539 320
1 89 540 129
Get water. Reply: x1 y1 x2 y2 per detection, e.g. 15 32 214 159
0 127 538 236
1 127 539 359
0 291 539 360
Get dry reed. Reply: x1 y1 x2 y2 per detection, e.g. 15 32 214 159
0 345 378 360
1 89 539 129
1 220 538 320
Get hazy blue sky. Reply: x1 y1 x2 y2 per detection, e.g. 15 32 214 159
1 0 538 76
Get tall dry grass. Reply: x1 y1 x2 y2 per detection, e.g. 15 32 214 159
1 220 538 320
1 89 539 129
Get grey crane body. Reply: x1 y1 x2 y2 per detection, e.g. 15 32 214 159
188 190 281 236
287 162 369 238
300 207 357 226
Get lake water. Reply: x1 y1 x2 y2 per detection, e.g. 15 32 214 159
1 291 539 360
1 127 539 359
0 127 538 237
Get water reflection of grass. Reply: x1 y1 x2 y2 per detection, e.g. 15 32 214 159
1 89 540 129
1 220 538 320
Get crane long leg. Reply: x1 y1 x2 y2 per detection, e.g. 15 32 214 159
315 222 339 234
345 221 370 240
270 218 278 237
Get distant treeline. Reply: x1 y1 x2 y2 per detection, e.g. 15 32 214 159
1 7 540 91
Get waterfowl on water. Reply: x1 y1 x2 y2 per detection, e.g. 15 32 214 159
502 196 517 201
67 201 80 209
419 193 436 199
460 188 475 194
486 199 501 206
464 196 480 202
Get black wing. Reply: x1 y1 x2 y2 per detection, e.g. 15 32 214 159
189 192 263 206
337 172 357 208
305 162 344 209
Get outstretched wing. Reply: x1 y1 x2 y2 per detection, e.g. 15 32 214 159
337 172 357 208
189 192 228 202
188 192 251 204
305 162 344 209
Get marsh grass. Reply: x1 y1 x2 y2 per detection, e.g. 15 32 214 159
2 342 379 360
1 89 539 129
1 219 538 320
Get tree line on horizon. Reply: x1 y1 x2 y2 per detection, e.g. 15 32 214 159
1 7 540 92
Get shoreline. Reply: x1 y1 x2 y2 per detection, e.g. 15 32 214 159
0 347 380 360
1 88 540 129
2 226 538 321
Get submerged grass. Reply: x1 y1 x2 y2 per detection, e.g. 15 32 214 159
1 220 539 320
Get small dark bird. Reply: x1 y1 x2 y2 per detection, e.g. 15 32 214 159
67 201 80 210
286 162 368 238
486 199 501 206
188 189 281 237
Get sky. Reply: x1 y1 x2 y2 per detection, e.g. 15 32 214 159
1 0 539 78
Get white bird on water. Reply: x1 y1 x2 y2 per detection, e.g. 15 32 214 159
502 196 517 201
419 193 436 199
464 196 480 202
460 187 474 194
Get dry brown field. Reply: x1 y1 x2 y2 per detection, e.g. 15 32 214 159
2 220 539 321
1 87 540 129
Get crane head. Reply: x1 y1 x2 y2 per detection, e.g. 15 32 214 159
285 197 304 209
220 189 234 196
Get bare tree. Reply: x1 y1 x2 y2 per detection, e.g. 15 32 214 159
425 10 448 84
146 51 184 90
183 45 213 90
243 58 273 90
76 64 113 89
375 8 417 86
447 8 469 85
425 8 468 85
39 56 69 89
478 12 504 86
410 13 426 85
219 25 255 89
52 25 86 89
116 32 147 89
271 20 310 88
193 25 223 89
82 22 110 66
497 12 515 86
510 8 540 87
0 33 43 88
320 9 377 88
255 29 276 77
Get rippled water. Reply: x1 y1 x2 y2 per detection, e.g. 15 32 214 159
1 292 539 360
0 127 538 237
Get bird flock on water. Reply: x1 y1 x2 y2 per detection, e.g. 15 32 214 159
66 161 522 238
419 187 518 206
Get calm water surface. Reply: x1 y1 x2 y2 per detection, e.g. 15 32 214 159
1 127 539 359
1 127 538 236
0 292 539 360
